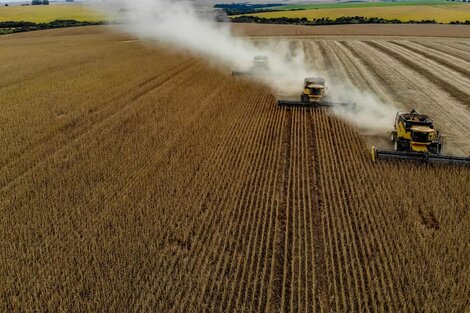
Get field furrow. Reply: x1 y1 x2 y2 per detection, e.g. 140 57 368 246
204 87 278 311
386 41 470 91
227 93 282 312
422 40 470 61
178 84 270 311
164 84 267 311
264 138 288 310
396 41 470 77
307 110 330 313
368 41 470 104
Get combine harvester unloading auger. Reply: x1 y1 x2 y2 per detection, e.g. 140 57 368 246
277 77 354 108
371 109 470 166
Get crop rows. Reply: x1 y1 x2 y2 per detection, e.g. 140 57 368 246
1 28 469 312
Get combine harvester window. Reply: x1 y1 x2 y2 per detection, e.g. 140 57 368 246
412 132 429 142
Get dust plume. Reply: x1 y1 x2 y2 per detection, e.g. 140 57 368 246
91 0 396 134
91 0 311 94
328 79 397 134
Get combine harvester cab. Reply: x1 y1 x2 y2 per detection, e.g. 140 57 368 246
232 55 269 76
372 109 470 166
277 77 354 108
301 77 328 103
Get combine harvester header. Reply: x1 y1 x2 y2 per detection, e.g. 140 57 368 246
371 147 470 165
277 99 353 108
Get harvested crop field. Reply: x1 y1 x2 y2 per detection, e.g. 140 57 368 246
1 26 469 312
231 23 470 38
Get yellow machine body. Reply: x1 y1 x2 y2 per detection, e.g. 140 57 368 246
303 84 326 102
371 109 470 165
232 55 268 76
277 77 353 108
392 109 442 154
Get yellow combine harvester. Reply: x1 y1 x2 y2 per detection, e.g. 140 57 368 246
277 77 352 108
391 109 443 154
372 109 470 165
232 55 269 76
301 77 329 103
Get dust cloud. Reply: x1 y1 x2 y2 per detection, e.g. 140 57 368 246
91 0 396 134
328 79 397 134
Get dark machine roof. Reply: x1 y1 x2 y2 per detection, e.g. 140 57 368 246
304 77 326 85
399 110 434 128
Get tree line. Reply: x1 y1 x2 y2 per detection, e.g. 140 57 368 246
230 15 467 25
0 20 106 35
32 0 50 5
213 3 290 16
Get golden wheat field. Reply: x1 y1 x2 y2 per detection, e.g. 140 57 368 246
1 26 470 312
0 4 105 23
242 4 470 23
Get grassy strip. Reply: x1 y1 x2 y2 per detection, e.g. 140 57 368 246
0 19 107 35
270 0 456 10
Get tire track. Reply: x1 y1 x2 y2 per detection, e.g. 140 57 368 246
453 41 470 50
281 107 294 313
267 108 292 312
412 40 470 65
308 109 329 313
299 111 316 312
337 40 407 103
